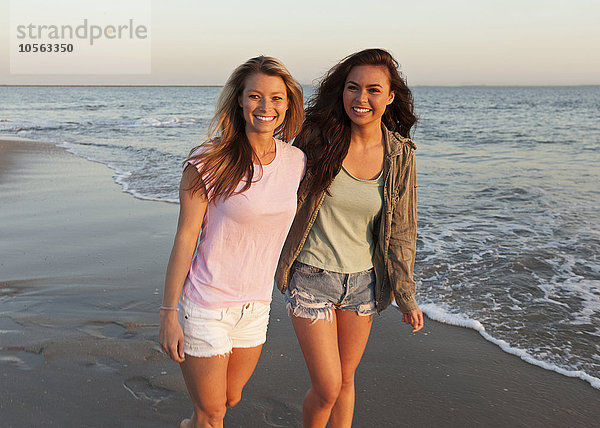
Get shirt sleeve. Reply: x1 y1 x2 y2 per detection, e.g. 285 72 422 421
388 147 418 313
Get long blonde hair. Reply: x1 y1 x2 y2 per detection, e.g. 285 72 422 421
185 56 304 201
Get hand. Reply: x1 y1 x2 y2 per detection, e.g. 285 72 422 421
402 309 424 333
159 311 185 362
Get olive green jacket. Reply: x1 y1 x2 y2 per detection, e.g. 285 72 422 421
275 127 419 313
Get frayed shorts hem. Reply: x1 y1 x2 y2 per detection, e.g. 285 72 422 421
183 338 266 359
184 349 231 359
286 301 375 323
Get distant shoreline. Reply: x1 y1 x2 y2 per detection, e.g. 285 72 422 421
0 84 224 88
1 84 599 88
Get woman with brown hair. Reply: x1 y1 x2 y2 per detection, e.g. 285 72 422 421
159 55 305 428
276 48 423 427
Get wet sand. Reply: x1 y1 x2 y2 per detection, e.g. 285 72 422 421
1 138 598 427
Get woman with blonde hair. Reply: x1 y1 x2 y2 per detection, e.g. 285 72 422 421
160 55 305 428
276 48 423 427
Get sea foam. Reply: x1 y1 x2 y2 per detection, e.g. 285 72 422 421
420 303 600 389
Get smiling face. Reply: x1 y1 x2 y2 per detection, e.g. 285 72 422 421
342 65 395 129
238 73 289 137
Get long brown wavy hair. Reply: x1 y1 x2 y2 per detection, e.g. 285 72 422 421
185 56 304 201
296 48 417 195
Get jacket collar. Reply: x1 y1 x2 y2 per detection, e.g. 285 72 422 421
383 125 416 158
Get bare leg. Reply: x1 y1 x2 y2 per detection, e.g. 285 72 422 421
179 354 229 428
329 310 373 428
226 345 263 407
178 345 263 427
291 314 343 428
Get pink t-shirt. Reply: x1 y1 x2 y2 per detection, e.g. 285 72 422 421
183 139 306 308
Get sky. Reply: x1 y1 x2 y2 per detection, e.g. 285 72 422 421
1 0 599 85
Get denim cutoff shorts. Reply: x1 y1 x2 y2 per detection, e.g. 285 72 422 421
177 294 270 358
285 261 377 321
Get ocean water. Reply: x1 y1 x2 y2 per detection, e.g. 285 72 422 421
1 85 599 389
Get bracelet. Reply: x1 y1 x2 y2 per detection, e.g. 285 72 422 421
160 306 179 311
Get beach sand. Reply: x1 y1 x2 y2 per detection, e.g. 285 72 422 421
0 138 598 427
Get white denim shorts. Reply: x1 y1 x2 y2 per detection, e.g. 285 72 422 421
177 295 271 358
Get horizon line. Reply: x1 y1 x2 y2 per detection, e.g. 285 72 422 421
1 84 600 88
